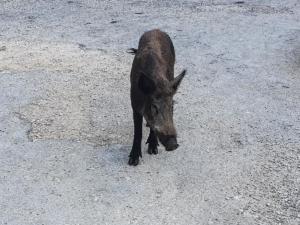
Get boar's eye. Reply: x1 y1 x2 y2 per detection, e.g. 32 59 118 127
155 94 162 99
151 104 159 116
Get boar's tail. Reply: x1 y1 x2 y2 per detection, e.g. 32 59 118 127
127 48 137 55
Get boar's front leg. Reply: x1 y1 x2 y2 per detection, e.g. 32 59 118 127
146 129 158 155
128 110 143 166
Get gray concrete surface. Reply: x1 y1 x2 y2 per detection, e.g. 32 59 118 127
0 0 299 224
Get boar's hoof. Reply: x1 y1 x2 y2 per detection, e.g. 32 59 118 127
128 157 139 166
147 146 158 155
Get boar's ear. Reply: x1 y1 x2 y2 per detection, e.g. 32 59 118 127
138 72 156 95
171 69 186 93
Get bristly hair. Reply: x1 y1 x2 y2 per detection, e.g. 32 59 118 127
127 48 137 55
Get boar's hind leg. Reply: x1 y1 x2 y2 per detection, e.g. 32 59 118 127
128 110 143 166
146 129 159 155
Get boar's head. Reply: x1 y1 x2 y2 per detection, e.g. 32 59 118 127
138 70 186 151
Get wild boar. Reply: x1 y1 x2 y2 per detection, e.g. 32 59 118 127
128 29 186 166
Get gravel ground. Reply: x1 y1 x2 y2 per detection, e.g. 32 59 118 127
0 0 299 224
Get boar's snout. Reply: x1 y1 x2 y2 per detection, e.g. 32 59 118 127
165 137 179 151
158 134 179 151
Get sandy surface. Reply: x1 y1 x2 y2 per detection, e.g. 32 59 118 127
0 0 299 224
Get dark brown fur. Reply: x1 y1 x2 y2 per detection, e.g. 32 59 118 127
128 29 186 166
